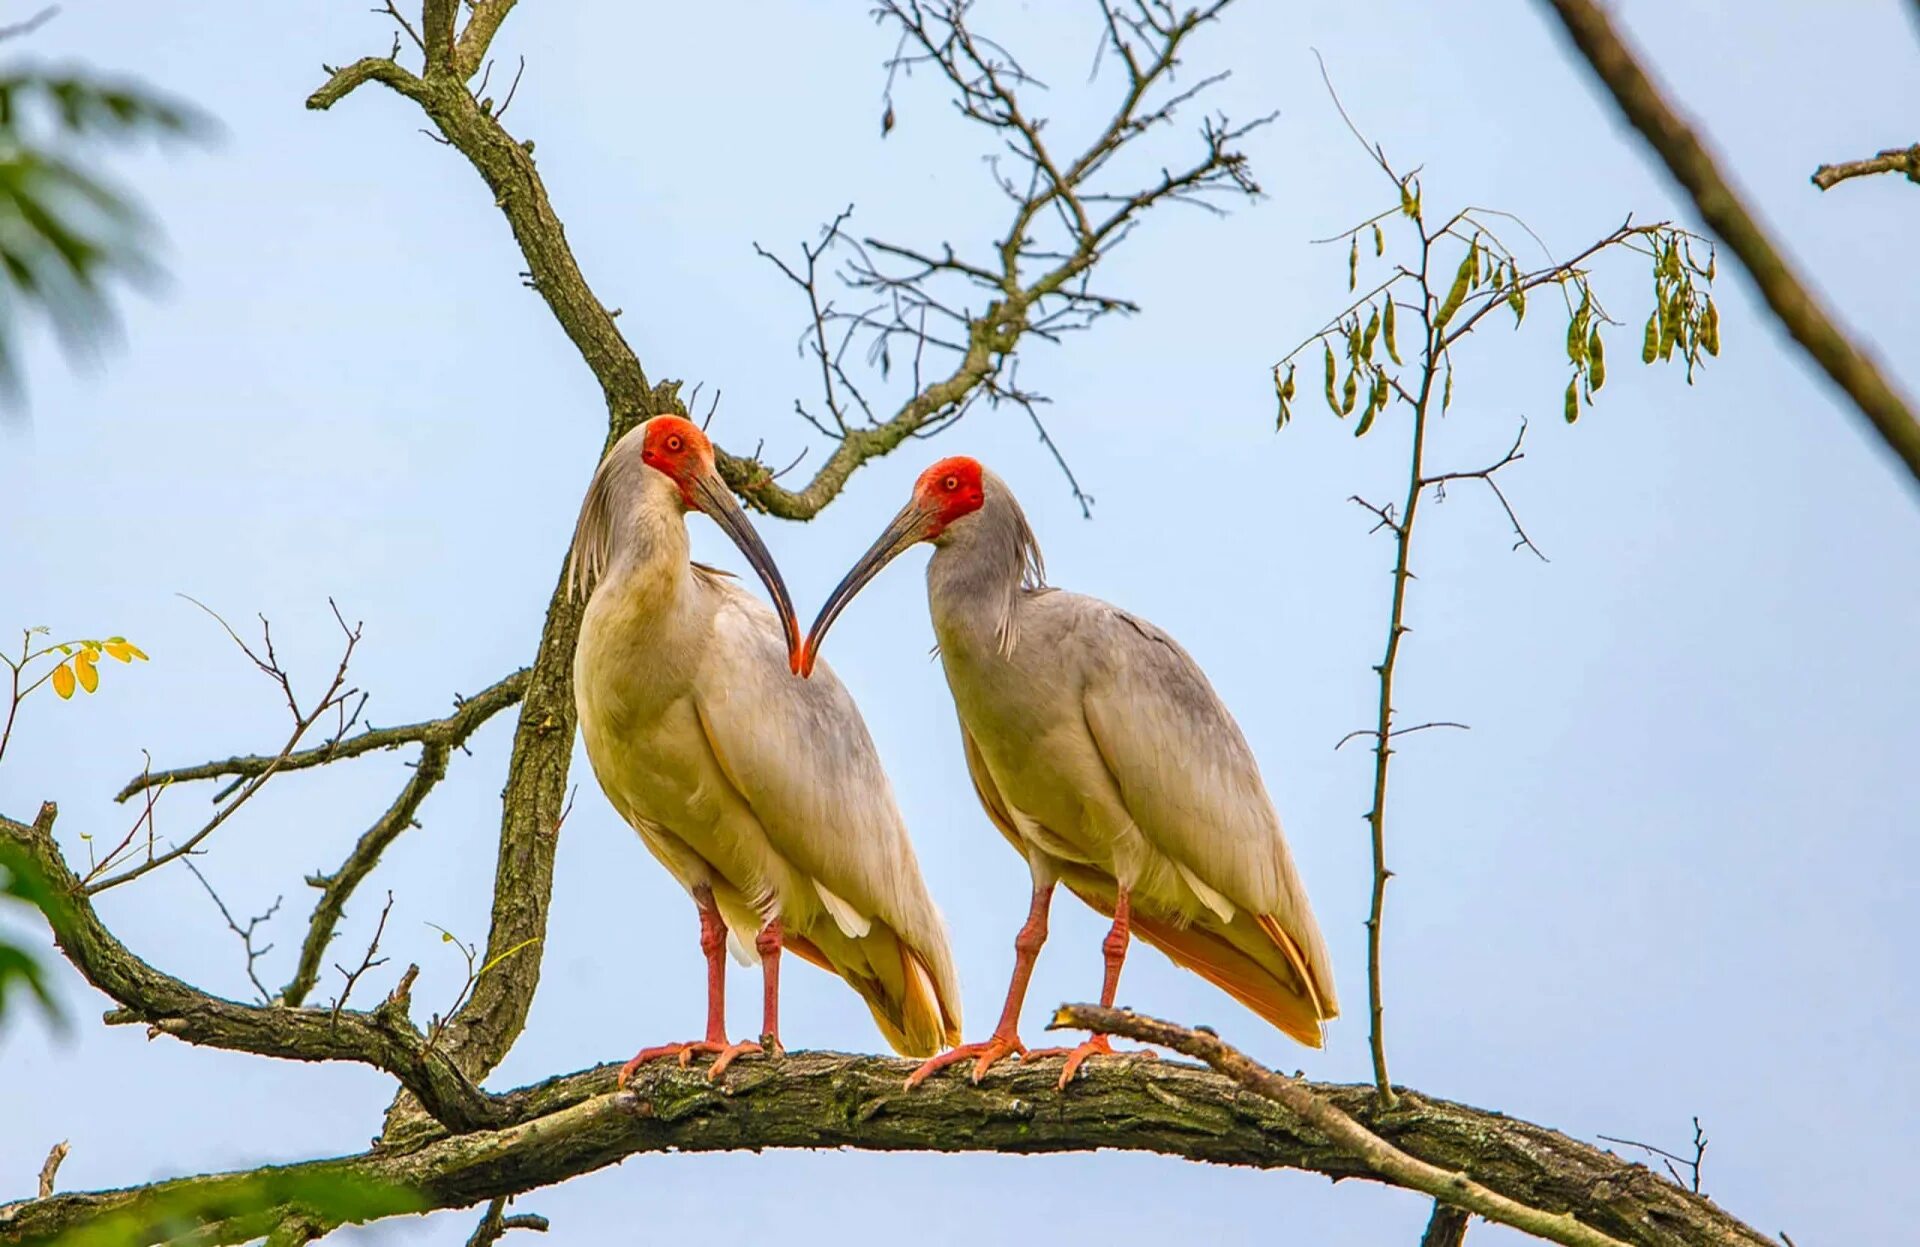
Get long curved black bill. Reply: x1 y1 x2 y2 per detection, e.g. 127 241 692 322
692 472 802 672
799 501 931 678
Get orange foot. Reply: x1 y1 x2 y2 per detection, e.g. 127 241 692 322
706 1039 765 1081
1023 1034 1156 1089
904 1032 1027 1089
618 1040 730 1088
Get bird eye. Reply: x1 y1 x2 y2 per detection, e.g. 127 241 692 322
942 475 959 492
666 435 684 452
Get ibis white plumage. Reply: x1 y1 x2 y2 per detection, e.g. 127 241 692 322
568 417 962 1082
802 456 1337 1088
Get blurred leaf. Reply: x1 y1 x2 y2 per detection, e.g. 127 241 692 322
0 60 210 408
0 839 71 1029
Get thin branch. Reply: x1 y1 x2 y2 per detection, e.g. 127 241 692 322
464 1197 549 1247
1599 1116 1707 1195
1810 143 1920 192
1057 1005 1630 1247
1539 0 1920 490
330 891 395 1019
85 601 366 893
742 0 1261 514
116 670 525 803
0 804 507 1133
180 857 281 1005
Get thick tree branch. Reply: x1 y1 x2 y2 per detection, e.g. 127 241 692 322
308 12 686 1090
1810 143 1920 191
1538 0 1920 489
2 1047 1774 1247
0 804 508 1133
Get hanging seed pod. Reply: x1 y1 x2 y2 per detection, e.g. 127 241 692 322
1436 250 1473 328
1356 373 1381 436
1564 376 1579 423
1703 299 1721 356
1587 326 1606 392
1642 311 1660 364
1341 366 1358 415
1323 342 1338 414
1383 297 1401 363
1373 222 1385 256
1442 367 1453 411
1349 237 1359 291
1362 306 1380 358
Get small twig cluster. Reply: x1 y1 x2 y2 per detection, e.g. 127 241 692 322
1599 1116 1709 1195
752 0 1266 514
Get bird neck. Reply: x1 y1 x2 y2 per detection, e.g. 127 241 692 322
583 464 696 624
926 486 1044 659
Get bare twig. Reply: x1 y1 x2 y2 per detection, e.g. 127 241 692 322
1539 0 1920 489
330 891 395 1020
85 600 366 893
1599 1117 1707 1195
1810 143 1920 191
749 0 1264 511
116 669 525 803
1 803 506 1131
464 1197 549 1247
36 1141 68 1199
180 857 281 1004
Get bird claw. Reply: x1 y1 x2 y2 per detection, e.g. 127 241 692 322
903 1033 1027 1090
706 1039 765 1081
618 1039 730 1088
1025 1034 1155 1089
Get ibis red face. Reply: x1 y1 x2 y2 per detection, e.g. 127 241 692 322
798 457 987 678
641 417 802 669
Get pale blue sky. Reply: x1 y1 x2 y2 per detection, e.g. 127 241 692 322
3 2 1916 1244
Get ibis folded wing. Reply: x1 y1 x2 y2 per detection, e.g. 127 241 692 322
693 584 962 1054
1079 605 1338 1028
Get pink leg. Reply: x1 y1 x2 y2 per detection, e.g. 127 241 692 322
1027 887 1151 1088
619 886 731 1087
709 919 782 1080
905 883 1053 1089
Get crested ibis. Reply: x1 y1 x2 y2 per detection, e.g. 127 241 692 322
801 456 1337 1088
568 417 962 1082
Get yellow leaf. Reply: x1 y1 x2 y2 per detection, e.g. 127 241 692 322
74 649 99 693
52 662 75 699
126 643 149 662
104 641 134 663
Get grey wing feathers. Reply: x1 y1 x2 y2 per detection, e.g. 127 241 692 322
693 583 960 996
1078 602 1336 999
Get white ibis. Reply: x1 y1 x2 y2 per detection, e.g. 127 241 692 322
568 417 962 1082
801 456 1337 1088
